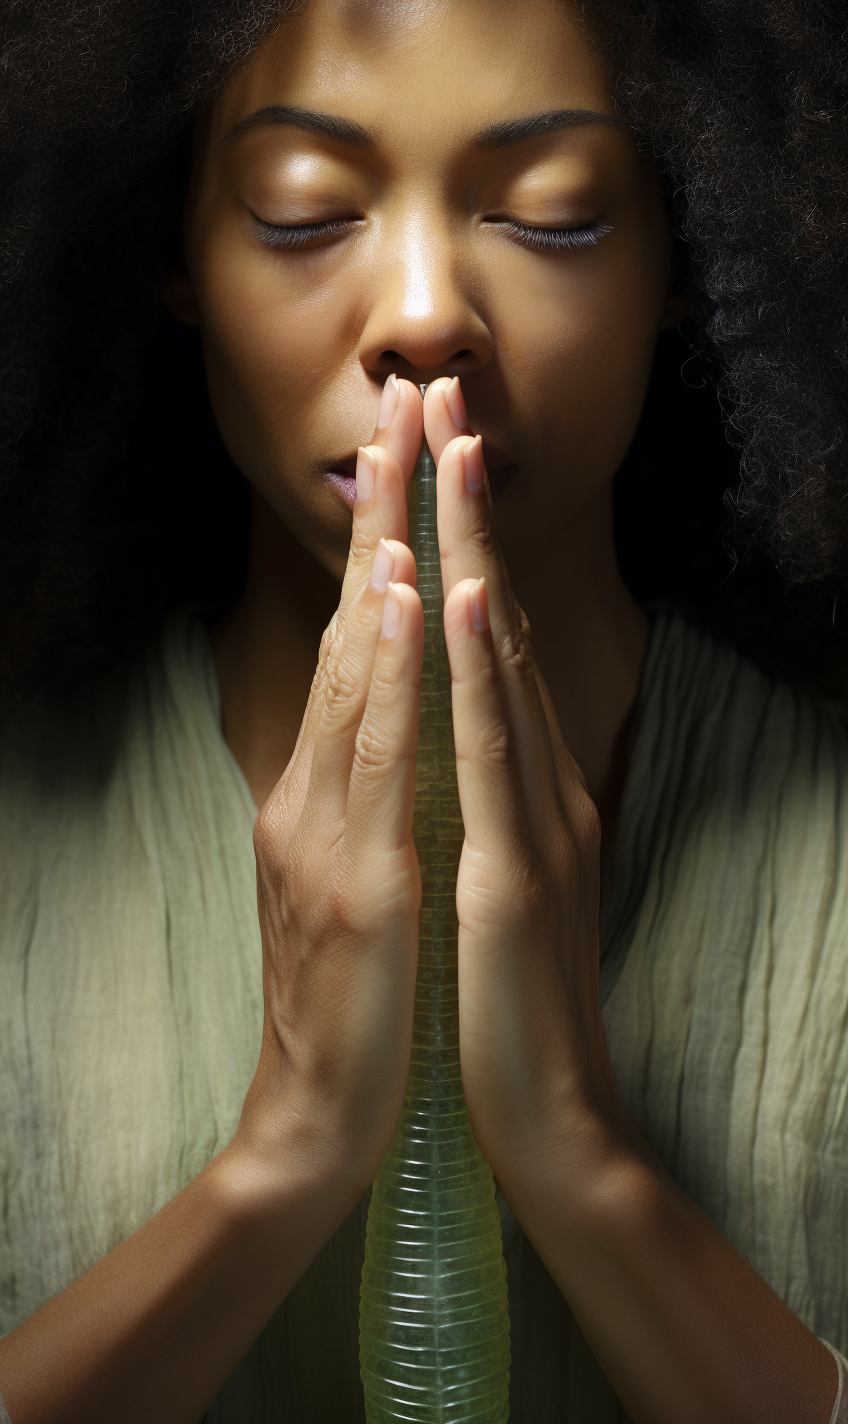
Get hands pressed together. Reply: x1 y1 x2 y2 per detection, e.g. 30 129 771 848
1 380 835 1424
241 375 619 1203
236 379 838 1424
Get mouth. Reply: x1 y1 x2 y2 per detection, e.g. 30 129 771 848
323 447 518 510
324 454 359 510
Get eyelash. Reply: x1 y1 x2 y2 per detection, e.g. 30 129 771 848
249 214 612 252
249 215 357 248
496 219 613 251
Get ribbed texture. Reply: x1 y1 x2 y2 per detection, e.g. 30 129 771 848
359 432 511 1422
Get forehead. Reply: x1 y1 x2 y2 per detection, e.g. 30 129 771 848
212 0 615 147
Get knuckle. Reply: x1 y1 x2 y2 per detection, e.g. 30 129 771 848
466 519 498 561
482 724 511 766
460 713 511 769
348 529 376 573
323 876 364 940
322 656 360 720
352 721 395 778
318 613 340 664
253 799 286 871
497 623 533 678
508 850 547 917
467 657 498 688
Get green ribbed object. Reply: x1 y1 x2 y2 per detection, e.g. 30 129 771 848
359 399 511 1423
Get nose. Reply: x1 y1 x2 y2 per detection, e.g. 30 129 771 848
357 214 494 383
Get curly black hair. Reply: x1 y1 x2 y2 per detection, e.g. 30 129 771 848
0 0 846 700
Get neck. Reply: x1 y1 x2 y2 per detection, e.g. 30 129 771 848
213 488 649 831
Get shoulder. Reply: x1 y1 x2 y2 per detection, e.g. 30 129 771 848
605 610 848 980
630 609 848 849
0 610 235 847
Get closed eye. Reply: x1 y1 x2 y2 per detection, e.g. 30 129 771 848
249 214 360 249
493 219 613 251
249 213 612 253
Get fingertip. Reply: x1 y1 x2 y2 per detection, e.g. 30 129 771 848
424 376 452 404
381 581 403 640
443 578 493 680
355 445 378 504
445 377 470 431
374 372 399 431
444 576 480 635
396 375 426 404
381 578 424 644
381 540 417 590
462 435 486 494
469 576 489 633
369 537 395 594
374 379 424 483
423 379 474 464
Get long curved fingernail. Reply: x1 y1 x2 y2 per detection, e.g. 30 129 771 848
370 538 395 593
382 583 403 639
462 435 486 493
445 377 469 429
356 446 377 503
376 373 399 430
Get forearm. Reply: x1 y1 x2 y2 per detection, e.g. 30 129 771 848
0 1136 358 1424
504 1115 837 1424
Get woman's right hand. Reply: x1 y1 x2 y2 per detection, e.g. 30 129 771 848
0 382 426 1424
235 376 425 1199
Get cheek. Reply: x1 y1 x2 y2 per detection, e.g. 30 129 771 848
190 221 361 483
495 238 665 496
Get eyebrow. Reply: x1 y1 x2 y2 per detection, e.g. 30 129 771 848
224 104 620 151
472 108 621 149
224 105 371 148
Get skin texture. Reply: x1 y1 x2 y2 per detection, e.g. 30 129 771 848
0 2 838 1423
177 0 676 814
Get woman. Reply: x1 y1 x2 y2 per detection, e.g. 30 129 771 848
0 0 846 1419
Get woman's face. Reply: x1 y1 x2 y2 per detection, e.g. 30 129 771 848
173 0 681 584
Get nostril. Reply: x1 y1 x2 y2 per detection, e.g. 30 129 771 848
374 347 481 377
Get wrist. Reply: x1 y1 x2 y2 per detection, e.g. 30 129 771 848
221 1099 370 1229
493 1095 661 1231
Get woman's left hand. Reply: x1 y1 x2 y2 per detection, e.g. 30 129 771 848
420 379 840 1424
422 378 622 1199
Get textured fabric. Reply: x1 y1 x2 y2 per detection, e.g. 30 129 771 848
1 610 847 1421
599 617 848 1352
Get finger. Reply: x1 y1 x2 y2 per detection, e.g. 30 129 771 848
295 539 404 842
422 376 473 464
424 374 518 644
444 576 529 862
337 377 423 617
282 442 404 816
437 434 562 823
278 536 417 821
345 580 424 866
274 382 421 822
368 375 425 481
377 540 415 590
339 442 410 611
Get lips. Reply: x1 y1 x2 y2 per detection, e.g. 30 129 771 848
324 454 359 510
324 446 517 509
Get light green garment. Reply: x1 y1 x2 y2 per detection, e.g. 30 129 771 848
1 610 847 1421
